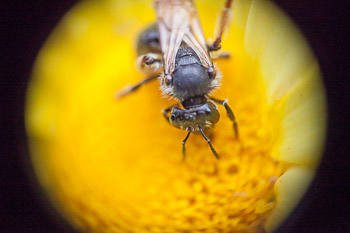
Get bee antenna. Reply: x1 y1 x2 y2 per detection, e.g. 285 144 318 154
182 129 192 161
199 127 219 159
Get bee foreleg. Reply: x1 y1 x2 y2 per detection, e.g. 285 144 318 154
209 97 238 138
136 53 163 77
115 75 159 99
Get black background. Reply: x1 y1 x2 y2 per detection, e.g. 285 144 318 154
1 0 349 232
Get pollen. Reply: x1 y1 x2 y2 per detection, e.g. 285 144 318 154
26 0 326 233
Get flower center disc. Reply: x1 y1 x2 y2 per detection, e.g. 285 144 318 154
26 0 326 232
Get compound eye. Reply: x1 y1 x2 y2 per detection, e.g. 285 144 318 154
207 67 216 79
164 74 172 86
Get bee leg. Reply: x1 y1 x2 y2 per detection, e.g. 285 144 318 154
209 97 238 138
207 41 222 52
199 127 219 159
208 0 234 51
182 129 192 161
136 53 163 77
142 54 158 65
162 104 179 123
115 75 158 99
210 50 231 60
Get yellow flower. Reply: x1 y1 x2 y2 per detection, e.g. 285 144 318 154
26 0 327 232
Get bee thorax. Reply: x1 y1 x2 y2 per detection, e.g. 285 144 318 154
170 47 217 101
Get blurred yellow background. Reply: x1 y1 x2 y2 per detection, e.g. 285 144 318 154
26 0 326 232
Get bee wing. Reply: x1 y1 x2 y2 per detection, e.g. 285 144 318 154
154 0 213 75
182 1 213 70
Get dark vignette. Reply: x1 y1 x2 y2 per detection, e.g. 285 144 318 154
0 0 349 232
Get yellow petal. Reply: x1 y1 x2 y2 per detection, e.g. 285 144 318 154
26 0 327 232
265 166 315 232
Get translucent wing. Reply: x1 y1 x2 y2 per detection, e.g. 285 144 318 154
154 0 213 75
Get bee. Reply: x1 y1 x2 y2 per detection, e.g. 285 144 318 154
116 0 238 159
